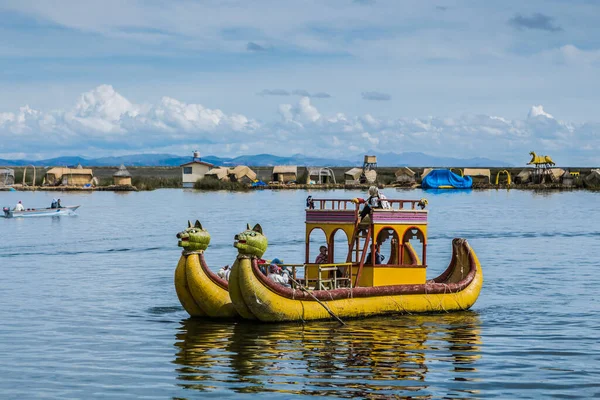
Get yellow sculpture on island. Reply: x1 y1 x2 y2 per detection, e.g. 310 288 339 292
527 151 555 166
174 196 483 323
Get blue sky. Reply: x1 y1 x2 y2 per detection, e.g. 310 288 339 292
0 0 599 165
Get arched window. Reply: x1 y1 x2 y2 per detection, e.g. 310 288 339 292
331 228 349 263
376 228 399 265
307 227 327 264
402 227 426 266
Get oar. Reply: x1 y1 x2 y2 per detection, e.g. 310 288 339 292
287 275 345 326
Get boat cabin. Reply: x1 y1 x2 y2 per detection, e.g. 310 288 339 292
303 198 428 289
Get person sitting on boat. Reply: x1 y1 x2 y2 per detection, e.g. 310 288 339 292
57 199 63 208
366 251 385 265
356 186 383 221
51 199 58 209
14 200 24 211
315 245 328 264
306 195 315 209
280 265 292 286
217 265 231 281
267 262 290 287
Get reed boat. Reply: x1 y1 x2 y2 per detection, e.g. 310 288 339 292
174 220 238 319
229 197 483 322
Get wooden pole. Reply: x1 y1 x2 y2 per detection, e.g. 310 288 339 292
288 276 345 326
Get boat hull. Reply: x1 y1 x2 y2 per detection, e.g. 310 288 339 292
174 255 206 317
3 205 80 218
232 238 483 322
227 258 257 320
177 252 238 319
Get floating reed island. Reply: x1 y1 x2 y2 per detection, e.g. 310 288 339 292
2 153 599 192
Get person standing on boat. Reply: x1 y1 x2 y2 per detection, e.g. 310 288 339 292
14 200 24 211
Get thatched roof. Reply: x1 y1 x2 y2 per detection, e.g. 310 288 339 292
394 167 415 177
549 168 565 181
463 168 491 179
46 167 93 177
584 170 600 186
205 167 229 180
113 164 132 177
273 166 297 175
344 168 363 179
228 165 257 181
516 169 532 179
421 168 433 178
364 170 377 183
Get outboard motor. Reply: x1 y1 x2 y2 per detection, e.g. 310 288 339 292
3 207 10 217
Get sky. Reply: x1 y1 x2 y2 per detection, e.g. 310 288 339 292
0 0 599 165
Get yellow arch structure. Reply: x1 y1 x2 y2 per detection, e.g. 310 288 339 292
495 170 511 186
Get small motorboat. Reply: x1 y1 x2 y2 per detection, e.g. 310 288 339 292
2 205 80 218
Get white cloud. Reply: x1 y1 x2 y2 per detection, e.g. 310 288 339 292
528 105 554 119
0 85 599 165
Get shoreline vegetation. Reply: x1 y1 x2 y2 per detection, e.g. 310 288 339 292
2 165 599 192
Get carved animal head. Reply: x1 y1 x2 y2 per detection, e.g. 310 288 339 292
176 220 211 252
233 223 268 258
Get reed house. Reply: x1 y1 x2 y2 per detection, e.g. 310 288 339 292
113 164 132 186
45 165 94 186
272 166 297 183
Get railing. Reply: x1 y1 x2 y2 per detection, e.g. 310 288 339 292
312 199 358 210
310 198 424 211
279 262 353 291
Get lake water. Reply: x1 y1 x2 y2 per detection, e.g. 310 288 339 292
1 188 599 399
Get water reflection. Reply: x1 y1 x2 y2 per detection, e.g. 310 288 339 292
173 313 482 398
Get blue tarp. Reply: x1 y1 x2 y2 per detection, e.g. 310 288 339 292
421 169 473 189
251 180 267 187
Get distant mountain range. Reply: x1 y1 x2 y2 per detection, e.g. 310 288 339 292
0 152 512 168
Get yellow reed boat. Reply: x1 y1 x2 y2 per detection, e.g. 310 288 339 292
174 220 238 319
230 197 483 322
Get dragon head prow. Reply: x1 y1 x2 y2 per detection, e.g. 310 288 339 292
177 220 211 252
234 223 268 258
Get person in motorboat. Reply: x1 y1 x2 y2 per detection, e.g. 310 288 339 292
51 199 58 209
57 199 63 208
14 201 25 211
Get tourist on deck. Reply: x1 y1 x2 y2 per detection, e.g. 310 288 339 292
306 195 315 209
268 264 289 287
217 265 231 281
315 245 328 264
14 201 24 211
357 186 381 220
